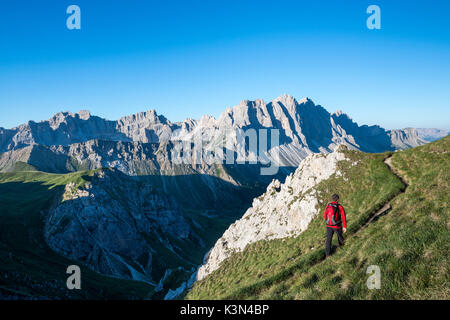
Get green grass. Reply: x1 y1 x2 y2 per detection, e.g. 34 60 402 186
0 170 154 299
186 136 450 300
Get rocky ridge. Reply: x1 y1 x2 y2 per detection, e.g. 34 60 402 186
196 148 353 281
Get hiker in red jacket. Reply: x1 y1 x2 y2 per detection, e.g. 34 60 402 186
324 194 347 258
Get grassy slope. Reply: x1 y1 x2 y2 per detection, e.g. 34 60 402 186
187 136 449 300
0 169 154 299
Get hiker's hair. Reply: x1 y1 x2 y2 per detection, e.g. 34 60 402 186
331 194 339 202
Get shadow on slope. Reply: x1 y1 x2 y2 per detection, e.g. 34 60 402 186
0 178 154 299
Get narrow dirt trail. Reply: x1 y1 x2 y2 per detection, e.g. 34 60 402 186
356 154 408 233
384 155 410 187
220 154 412 299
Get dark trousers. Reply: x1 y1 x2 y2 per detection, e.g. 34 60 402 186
325 227 344 257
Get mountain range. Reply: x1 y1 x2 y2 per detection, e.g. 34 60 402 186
0 95 430 175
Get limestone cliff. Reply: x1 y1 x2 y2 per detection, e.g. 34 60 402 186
196 149 353 281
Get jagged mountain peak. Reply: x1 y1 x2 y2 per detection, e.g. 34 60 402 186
332 110 344 117
50 109 92 120
227 98 267 113
217 95 313 129
217 99 267 127
197 114 216 127
273 93 297 105
297 96 314 105
273 95 315 108
118 109 169 125
77 110 92 120
332 109 354 119
45 110 92 129
13 110 92 129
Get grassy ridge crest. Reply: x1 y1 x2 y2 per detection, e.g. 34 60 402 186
187 136 449 299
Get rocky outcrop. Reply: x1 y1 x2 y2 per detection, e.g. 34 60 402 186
42 166 266 292
196 148 353 281
44 169 194 285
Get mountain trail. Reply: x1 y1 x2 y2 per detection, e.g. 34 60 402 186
353 153 408 234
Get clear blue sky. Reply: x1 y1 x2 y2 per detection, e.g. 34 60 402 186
0 0 449 130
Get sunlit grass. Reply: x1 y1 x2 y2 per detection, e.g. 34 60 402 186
187 136 449 300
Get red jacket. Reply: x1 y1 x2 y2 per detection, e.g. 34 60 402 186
324 201 347 229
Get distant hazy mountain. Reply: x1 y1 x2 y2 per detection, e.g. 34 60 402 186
415 128 449 142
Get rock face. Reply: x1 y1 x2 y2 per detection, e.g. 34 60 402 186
42 166 266 294
45 169 191 284
196 149 352 281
